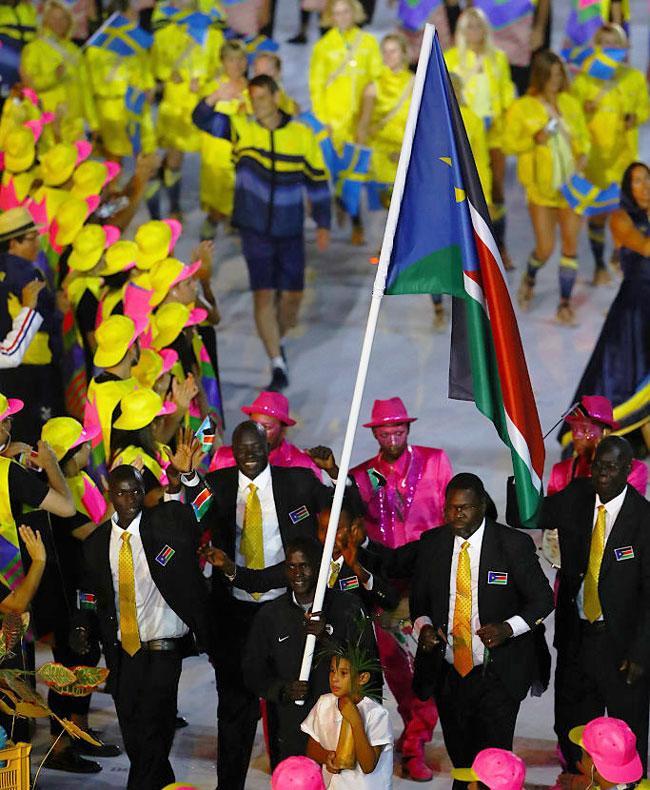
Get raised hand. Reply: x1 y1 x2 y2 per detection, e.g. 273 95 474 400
306 446 339 479
166 427 204 474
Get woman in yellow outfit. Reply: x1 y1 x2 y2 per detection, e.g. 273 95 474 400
20 1 96 147
85 0 156 163
309 0 381 244
504 50 590 325
152 0 224 220
199 39 249 241
445 8 516 269
572 23 649 284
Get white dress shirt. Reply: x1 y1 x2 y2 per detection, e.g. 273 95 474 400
414 521 529 666
577 486 628 621
109 512 189 643
233 465 285 603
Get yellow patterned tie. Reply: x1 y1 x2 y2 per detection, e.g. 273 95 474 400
328 560 341 588
453 541 473 677
584 505 607 622
240 483 264 600
118 532 141 656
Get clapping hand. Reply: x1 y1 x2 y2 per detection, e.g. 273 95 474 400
166 427 204 474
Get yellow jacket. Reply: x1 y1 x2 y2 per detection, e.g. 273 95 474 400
617 65 649 173
309 26 381 150
461 104 492 202
367 66 412 185
153 20 223 151
86 45 155 100
504 93 590 204
444 46 515 148
571 71 626 186
0 3 36 45
20 31 97 140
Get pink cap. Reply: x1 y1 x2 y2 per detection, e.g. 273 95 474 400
164 218 182 252
363 397 417 428
171 259 201 287
452 748 526 790
0 397 24 421
566 395 619 429
272 756 325 790
159 348 179 374
74 140 92 166
574 717 642 784
241 391 296 426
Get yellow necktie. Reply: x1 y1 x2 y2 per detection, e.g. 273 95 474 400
118 532 141 656
584 505 607 622
328 560 341 588
453 541 473 677
240 483 264 600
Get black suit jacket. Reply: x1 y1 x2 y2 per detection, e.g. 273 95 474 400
540 479 650 668
362 519 554 702
80 501 216 685
199 465 334 604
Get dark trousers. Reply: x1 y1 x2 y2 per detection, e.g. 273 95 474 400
214 598 265 790
49 630 101 735
555 622 650 775
435 662 520 789
114 647 182 790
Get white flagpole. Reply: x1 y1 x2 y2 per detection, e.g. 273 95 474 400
296 23 437 700
81 12 120 51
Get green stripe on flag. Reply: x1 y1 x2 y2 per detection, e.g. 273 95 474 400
385 245 466 297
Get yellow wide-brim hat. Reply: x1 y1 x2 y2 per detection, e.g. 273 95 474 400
93 314 138 369
53 195 98 247
135 219 182 271
113 388 177 431
149 258 201 307
71 160 121 199
151 303 207 350
103 240 138 277
41 416 101 461
4 127 36 174
40 140 92 187
68 224 121 272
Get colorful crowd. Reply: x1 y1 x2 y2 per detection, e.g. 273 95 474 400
0 0 649 788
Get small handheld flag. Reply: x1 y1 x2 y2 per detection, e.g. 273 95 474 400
560 174 620 216
86 14 153 56
195 415 215 453
561 45 626 80
192 486 213 521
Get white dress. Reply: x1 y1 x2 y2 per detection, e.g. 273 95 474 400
301 693 393 789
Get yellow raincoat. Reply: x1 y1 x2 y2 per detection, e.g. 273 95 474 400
461 104 492 202
0 3 36 45
199 83 251 215
152 19 223 152
616 65 649 175
571 71 626 187
444 46 515 149
367 66 412 186
20 30 97 144
309 26 381 151
86 42 156 158
504 93 590 207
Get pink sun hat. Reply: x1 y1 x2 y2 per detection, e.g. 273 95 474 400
241 391 296 426
272 756 325 789
0 394 24 422
566 395 619 430
570 717 642 785
451 748 526 790
363 397 418 428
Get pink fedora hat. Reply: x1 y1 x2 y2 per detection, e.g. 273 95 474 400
241 391 296 426
566 395 619 430
363 397 417 428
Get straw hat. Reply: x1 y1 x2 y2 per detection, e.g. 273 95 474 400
0 207 41 244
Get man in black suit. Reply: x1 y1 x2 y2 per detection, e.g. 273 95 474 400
170 420 334 790
73 466 215 790
362 472 553 784
540 436 650 775
242 535 377 768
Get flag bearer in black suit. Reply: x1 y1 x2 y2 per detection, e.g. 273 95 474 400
73 466 215 790
361 472 554 786
168 420 335 790
540 436 650 776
